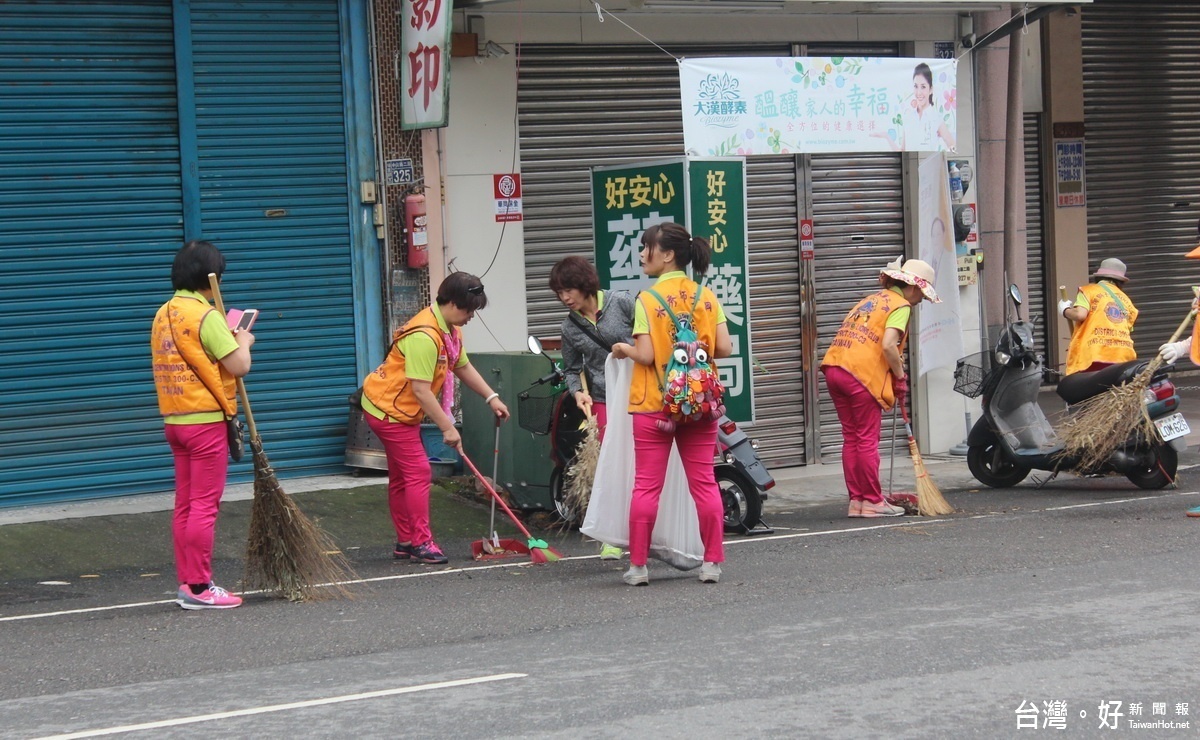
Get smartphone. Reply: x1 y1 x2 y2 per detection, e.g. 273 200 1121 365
227 308 259 334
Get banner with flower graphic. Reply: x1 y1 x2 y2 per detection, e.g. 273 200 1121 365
680 56 957 155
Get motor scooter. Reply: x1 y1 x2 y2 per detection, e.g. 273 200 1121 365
520 336 774 533
953 284 1187 489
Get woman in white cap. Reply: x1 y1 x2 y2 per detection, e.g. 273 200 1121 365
1057 258 1137 375
821 258 940 518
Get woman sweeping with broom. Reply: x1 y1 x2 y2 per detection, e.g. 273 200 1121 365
151 241 254 610
820 257 940 518
549 256 635 559
360 272 509 564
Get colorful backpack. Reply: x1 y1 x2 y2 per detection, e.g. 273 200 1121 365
644 283 726 432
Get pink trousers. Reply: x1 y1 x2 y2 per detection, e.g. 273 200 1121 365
592 402 608 443
628 412 725 566
365 414 433 545
823 365 886 504
165 422 228 586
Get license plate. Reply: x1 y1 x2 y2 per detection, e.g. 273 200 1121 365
1154 412 1191 442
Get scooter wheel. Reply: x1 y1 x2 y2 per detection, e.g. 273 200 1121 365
967 443 1030 488
716 464 762 534
549 466 580 527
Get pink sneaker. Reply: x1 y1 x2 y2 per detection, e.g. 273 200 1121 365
860 499 905 518
848 500 863 518
177 584 242 610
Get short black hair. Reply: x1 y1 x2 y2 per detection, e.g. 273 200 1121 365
436 271 488 312
171 240 226 291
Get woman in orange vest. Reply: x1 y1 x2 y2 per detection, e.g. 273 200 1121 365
1158 220 1200 517
611 223 732 586
360 272 510 564
1058 258 1137 375
821 258 940 518
150 241 254 610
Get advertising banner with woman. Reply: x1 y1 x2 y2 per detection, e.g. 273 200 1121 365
680 57 957 155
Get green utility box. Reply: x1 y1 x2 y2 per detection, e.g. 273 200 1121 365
461 351 562 511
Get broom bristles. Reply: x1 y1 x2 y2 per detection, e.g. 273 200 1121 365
1057 365 1158 473
529 546 561 563
562 416 601 523
908 439 954 516
244 440 358 601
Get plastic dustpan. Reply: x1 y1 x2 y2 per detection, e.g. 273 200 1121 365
885 492 919 515
470 537 530 561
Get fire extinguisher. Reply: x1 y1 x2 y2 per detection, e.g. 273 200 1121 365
404 191 429 269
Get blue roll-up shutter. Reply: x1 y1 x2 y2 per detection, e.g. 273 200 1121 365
189 1 359 474
0 2 185 505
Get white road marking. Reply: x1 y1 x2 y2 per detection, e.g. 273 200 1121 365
30 673 527 740
4 490 1198 624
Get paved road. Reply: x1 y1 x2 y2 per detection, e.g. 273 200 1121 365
2 472 1198 739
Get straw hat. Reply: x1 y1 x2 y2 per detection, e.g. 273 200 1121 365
880 258 941 303
1092 257 1129 282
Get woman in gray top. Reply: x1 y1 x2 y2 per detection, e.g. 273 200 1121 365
550 256 636 432
549 256 634 560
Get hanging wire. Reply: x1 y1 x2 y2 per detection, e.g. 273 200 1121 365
957 3 1032 61
592 1 683 64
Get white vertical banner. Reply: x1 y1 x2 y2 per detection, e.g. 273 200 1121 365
916 153 963 375
400 0 452 130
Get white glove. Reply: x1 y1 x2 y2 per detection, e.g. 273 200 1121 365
1159 340 1189 364
1057 299 1073 317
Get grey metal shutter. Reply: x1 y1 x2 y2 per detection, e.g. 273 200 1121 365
1082 1 1200 355
1025 113 1047 353
517 44 808 467
0 1 184 506
189 0 359 474
812 153 907 460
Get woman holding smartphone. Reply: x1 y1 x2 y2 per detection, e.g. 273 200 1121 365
150 240 254 610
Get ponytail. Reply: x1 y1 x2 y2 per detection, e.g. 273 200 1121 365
642 222 713 276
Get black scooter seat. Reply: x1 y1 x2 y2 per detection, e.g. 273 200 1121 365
1056 360 1147 405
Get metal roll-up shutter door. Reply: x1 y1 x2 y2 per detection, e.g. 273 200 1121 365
812 153 907 460
0 2 183 506
190 0 358 473
1082 1 1200 356
517 44 809 467
1025 112 1047 353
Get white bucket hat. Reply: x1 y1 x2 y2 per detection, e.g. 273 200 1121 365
880 257 941 303
1092 257 1129 282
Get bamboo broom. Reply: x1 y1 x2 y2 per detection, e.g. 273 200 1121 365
208 274 356 601
1058 301 1197 473
562 374 601 525
900 404 953 516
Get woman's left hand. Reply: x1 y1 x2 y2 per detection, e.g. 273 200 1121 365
488 395 510 421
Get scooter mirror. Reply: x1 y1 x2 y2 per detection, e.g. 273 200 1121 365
527 335 543 355
1009 284 1023 306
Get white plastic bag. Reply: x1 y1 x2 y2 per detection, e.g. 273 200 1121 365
581 356 704 570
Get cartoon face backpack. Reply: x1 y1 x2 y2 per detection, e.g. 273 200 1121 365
644 283 726 432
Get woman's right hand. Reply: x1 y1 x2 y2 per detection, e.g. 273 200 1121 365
611 342 634 360
442 425 463 452
574 390 593 418
236 330 255 349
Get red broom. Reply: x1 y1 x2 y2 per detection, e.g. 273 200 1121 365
460 450 563 563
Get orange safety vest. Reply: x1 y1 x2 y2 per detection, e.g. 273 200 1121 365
150 297 237 417
1065 282 1137 375
821 289 909 410
361 306 452 424
1191 314 1200 366
628 277 721 414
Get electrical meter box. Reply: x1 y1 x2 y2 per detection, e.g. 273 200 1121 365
461 351 562 511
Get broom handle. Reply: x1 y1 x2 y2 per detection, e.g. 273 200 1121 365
207 273 258 440
579 373 594 421
1059 286 1076 333
461 450 537 541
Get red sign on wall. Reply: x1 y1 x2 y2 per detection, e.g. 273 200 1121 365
494 173 523 222
800 219 814 260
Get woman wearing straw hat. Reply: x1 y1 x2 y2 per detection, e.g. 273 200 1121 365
821 258 940 518
151 240 254 609
1057 258 1137 376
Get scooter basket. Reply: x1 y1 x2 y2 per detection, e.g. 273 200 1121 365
953 351 1001 398
518 389 558 435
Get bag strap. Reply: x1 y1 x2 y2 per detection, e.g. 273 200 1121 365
644 288 685 332
391 323 443 354
567 312 611 352
1097 281 1130 316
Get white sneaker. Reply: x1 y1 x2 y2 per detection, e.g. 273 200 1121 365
623 565 649 586
698 562 721 584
